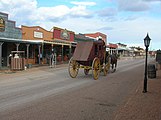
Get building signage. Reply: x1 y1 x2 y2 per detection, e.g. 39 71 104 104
0 17 5 32
34 31 43 38
61 29 70 40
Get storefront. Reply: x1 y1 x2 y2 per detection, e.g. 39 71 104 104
116 43 131 57
0 11 107 68
52 27 76 62
21 26 76 65
0 12 23 68
108 43 118 55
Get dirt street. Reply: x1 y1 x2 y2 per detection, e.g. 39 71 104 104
0 58 148 120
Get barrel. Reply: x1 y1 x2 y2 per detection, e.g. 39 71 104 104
148 64 156 79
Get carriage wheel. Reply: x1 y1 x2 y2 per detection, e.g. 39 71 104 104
84 69 90 75
68 57 79 78
103 63 110 76
92 58 100 80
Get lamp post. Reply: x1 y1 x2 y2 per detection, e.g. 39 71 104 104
143 33 151 93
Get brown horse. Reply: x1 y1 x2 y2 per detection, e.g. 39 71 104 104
110 54 117 71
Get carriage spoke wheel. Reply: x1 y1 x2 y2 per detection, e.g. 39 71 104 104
84 69 90 75
68 57 79 78
103 62 110 76
103 64 108 76
92 58 100 80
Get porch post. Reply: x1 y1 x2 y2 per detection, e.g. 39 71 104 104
110 48 112 55
38 45 41 64
41 43 44 64
62 45 64 63
51 44 53 52
26 44 30 65
0 42 4 68
16 43 20 51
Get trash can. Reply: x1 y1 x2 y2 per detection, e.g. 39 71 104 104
10 51 25 71
11 58 25 70
148 64 156 79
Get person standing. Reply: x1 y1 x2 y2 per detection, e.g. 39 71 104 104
50 52 56 68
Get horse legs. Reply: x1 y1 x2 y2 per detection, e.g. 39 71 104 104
111 63 114 70
114 61 117 70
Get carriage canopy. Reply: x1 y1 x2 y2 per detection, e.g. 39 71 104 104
72 40 105 62
72 42 93 61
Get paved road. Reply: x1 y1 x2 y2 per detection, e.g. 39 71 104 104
0 58 148 120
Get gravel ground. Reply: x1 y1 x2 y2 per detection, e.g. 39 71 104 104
114 69 161 120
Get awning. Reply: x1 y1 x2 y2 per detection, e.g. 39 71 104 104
0 37 77 46
0 37 43 44
44 39 77 46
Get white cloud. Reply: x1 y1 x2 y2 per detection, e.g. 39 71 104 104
105 16 161 50
70 5 92 17
35 5 70 22
70 1 96 6
118 0 150 11
0 0 161 50
97 7 117 17
0 0 37 25
0 0 96 26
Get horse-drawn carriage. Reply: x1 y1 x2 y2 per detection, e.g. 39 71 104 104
68 39 110 80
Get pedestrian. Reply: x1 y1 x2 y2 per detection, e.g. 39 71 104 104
50 52 56 68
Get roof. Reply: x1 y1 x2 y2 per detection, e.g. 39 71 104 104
21 25 52 33
53 26 75 34
0 37 43 44
117 43 127 47
108 43 118 48
0 37 77 46
75 33 94 42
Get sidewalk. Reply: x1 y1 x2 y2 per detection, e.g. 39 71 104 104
114 69 161 120
0 63 68 75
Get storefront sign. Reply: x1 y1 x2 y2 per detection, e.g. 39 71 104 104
61 29 70 40
34 31 43 38
0 17 5 32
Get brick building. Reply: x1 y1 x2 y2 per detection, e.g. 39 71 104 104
21 26 76 65
108 43 118 54
0 11 108 69
0 11 76 68
85 32 107 45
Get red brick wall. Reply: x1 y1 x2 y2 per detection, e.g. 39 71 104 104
53 27 75 42
53 29 61 39
70 32 74 42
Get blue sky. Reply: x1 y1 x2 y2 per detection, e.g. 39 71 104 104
0 0 161 50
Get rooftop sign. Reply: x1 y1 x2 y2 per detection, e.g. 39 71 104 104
0 17 5 32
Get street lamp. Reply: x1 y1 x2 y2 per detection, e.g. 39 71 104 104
143 33 151 93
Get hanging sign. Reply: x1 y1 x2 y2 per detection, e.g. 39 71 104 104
61 29 70 40
0 17 5 32
34 31 43 38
